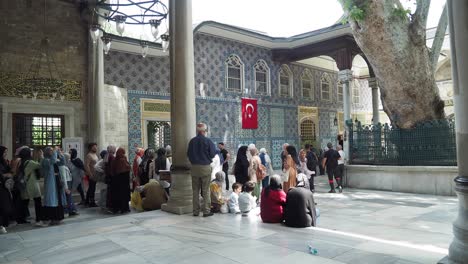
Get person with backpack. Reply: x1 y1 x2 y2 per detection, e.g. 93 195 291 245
259 148 273 189
322 143 342 193
304 144 318 192
248 147 265 202
18 148 47 226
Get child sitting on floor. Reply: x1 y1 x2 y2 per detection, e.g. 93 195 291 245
238 182 257 216
210 171 226 213
228 182 242 214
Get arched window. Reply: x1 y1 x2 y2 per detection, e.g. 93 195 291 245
352 79 360 104
225 54 244 93
254 60 270 95
279 64 293 97
337 82 343 103
300 119 317 142
321 73 332 101
301 69 314 100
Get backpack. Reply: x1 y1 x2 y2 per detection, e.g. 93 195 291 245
14 161 29 191
259 153 267 167
256 163 267 181
306 151 318 171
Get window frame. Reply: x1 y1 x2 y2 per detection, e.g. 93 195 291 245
301 69 314 100
352 79 360 104
320 72 332 102
225 54 245 93
278 64 293 98
254 59 271 96
337 81 343 103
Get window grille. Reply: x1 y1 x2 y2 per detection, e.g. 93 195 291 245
254 60 270 95
321 73 331 101
225 55 244 93
279 64 292 97
300 119 317 142
352 79 360 104
13 114 64 151
301 69 314 100
337 82 343 102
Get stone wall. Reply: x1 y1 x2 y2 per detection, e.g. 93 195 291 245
0 0 89 145
103 85 129 152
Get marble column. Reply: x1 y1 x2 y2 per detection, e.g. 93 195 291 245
338 69 353 162
161 0 196 215
440 1 468 263
88 30 105 149
368 77 380 125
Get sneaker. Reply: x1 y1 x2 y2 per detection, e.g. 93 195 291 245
328 189 336 193
338 186 343 193
34 221 48 227
203 212 214 217
88 203 98 208
0 226 6 234
242 213 249 217
193 213 200 217
68 211 79 217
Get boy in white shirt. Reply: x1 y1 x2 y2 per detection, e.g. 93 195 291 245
238 182 257 216
228 183 242 214
336 145 345 192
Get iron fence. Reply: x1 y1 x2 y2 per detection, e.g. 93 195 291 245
348 119 457 166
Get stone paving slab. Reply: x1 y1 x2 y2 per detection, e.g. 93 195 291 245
0 175 456 264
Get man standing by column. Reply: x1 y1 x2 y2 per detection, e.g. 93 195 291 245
85 143 99 207
187 123 216 217
218 142 230 191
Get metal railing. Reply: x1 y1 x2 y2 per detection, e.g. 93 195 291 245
348 119 457 166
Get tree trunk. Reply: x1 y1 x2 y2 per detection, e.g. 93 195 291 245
341 0 445 128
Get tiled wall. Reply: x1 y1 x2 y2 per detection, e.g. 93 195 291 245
105 33 373 169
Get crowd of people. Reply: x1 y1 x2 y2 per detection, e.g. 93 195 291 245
188 123 345 228
0 123 345 234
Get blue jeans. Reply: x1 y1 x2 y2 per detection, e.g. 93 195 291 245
65 181 77 213
262 176 270 189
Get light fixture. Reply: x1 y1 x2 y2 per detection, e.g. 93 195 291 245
355 117 359 123
102 34 112 55
334 115 338 126
114 15 126 36
89 23 101 44
150 19 161 40
161 34 169 52
141 41 149 58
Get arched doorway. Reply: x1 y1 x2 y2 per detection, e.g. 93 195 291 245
147 121 171 149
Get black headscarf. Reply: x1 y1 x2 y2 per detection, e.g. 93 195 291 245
100 150 108 159
0 146 10 174
234 146 249 184
70 148 85 171
155 148 167 174
18 148 32 173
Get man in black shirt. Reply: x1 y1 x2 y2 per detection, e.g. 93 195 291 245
218 142 230 190
322 143 342 193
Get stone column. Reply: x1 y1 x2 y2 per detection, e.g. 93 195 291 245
338 69 353 162
88 29 105 149
161 0 196 215
368 77 380 125
441 1 468 263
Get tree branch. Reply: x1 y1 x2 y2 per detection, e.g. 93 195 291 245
430 4 448 71
413 0 431 28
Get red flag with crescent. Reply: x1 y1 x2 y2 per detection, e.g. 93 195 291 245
242 98 258 129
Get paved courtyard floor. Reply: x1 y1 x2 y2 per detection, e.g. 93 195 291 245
0 175 458 264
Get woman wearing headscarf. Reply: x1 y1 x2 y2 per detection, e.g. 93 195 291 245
154 148 171 192
18 148 47 226
138 148 155 186
94 150 108 208
234 146 249 185
248 147 262 200
132 148 145 189
110 148 131 214
0 146 13 233
41 147 65 225
104 145 117 209
11 145 31 224
69 149 86 205
282 146 299 192
260 175 286 223
284 173 317 228
61 153 77 216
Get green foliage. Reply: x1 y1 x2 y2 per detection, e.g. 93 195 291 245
341 0 369 22
392 7 411 20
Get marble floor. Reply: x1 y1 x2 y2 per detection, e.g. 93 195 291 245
0 175 458 264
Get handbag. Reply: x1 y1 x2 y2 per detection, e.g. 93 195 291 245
256 164 267 182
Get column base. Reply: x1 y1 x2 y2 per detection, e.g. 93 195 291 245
161 167 193 215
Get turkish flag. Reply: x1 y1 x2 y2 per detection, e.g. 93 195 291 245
242 98 258 129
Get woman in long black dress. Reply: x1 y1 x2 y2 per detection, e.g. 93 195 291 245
110 148 131 214
234 146 249 185
0 146 13 233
